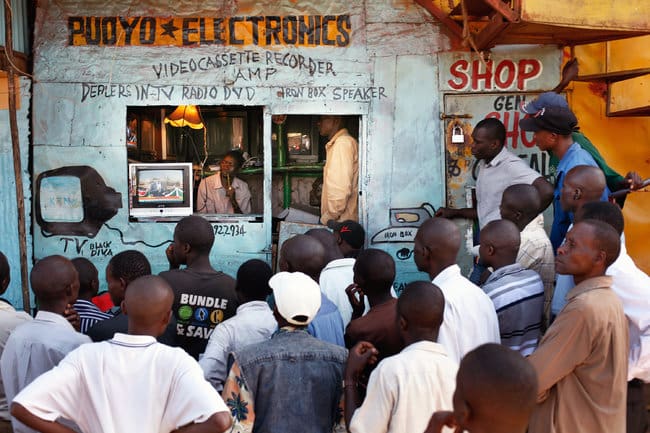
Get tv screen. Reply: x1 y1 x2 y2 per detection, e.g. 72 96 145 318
39 175 84 223
135 169 185 204
35 165 122 238
129 163 194 219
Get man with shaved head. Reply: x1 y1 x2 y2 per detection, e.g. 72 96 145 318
413 218 500 363
425 343 538 433
479 220 544 355
345 281 457 433
279 234 344 346
500 184 554 328
519 108 614 251
1 255 90 433
11 275 232 433
160 215 238 359
528 220 628 433
551 165 608 319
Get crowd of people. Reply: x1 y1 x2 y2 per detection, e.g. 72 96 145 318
0 94 647 433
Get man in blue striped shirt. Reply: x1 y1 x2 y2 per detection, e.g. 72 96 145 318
479 220 544 356
71 258 111 334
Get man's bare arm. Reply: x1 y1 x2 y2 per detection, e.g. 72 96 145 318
10 403 77 433
171 412 233 433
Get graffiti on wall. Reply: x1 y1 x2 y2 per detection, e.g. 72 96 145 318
68 15 352 47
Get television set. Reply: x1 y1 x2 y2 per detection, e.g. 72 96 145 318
128 162 194 219
35 165 122 237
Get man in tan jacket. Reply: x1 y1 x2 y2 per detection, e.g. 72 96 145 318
318 115 358 224
527 219 628 433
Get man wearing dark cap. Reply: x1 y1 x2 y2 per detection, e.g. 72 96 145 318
330 220 365 258
519 106 611 252
521 91 628 205
222 271 348 433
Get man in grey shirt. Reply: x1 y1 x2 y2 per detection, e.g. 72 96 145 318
199 259 276 392
0 255 90 433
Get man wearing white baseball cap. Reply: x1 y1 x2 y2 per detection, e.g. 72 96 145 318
221 271 348 433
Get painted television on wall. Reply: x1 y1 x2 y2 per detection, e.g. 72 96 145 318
35 165 123 238
128 162 194 219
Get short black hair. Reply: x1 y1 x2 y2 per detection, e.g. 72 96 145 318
580 219 621 268
225 150 245 169
354 249 395 295
108 250 151 284
474 117 506 146
236 259 273 301
71 257 98 296
576 201 624 236
175 215 215 254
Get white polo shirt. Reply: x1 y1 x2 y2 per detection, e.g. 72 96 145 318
350 341 458 433
13 333 228 433
433 265 501 363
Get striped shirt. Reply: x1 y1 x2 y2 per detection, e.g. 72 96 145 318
73 299 112 334
482 263 544 356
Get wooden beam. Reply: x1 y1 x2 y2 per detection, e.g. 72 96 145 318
3 0 31 314
414 0 465 40
483 0 520 22
474 13 510 50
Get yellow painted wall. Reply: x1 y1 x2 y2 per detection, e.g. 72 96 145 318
568 80 650 273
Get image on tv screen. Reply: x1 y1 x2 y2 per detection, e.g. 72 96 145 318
40 176 84 223
136 169 184 204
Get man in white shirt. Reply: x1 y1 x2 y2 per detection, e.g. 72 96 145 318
0 252 31 432
436 118 553 283
306 228 356 326
0 255 90 433
436 118 552 227
11 275 232 433
199 259 277 392
413 217 500 363
425 344 538 433
345 281 458 433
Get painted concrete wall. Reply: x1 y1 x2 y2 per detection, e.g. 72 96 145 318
30 0 454 292
29 0 565 295
0 77 32 309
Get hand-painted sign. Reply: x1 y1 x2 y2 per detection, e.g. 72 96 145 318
68 15 352 47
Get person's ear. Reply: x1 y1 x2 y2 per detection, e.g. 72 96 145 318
454 397 471 428
0 276 9 293
594 249 607 267
514 210 523 221
487 244 495 257
573 188 582 201
398 315 408 333
161 310 172 328
121 300 127 316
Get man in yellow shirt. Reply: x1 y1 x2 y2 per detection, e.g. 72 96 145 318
318 115 359 224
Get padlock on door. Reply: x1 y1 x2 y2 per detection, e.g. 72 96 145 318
451 125 465 144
